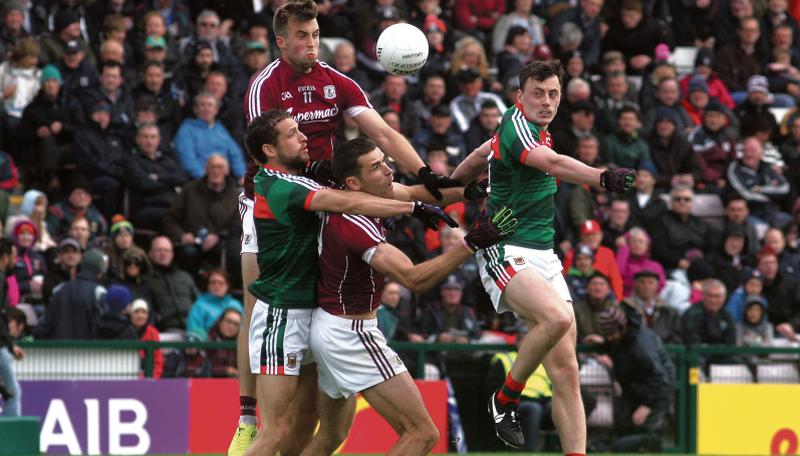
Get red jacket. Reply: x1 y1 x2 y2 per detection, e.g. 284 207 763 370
455 0 504 31
563 246 624 301
680 73 735 109
140 324 164 379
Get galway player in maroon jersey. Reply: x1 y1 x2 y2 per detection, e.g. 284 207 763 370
301 138 517 456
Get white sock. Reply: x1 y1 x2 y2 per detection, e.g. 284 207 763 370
239 415 258 426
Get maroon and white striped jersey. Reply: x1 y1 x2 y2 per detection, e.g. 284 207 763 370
317 212 386 315
244 58 372 161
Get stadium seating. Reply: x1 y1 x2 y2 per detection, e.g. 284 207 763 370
756 363 800 383
709 364 754 383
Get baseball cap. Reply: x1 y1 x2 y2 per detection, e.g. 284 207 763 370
596 306 627 337
602 51 624 65
63 39 82 54
90 100 112 114
58 237 81 252
440 274 464 290
245 41 268 53
745 294 767 308
634 269 660 281
747 75 770 95
575 243 594 259
581 219 601 235
704 97 726 114
145 35 167 49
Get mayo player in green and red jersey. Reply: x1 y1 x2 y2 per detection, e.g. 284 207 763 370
242 109 457 456
451 60 636 452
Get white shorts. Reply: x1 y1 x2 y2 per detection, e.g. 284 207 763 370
239 192 258 255
249 299 314 376
310 308 407 399
477 244 572 314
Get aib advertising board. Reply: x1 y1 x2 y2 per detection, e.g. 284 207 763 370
21 379 448 454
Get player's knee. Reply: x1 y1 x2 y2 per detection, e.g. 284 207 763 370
547 306 573 339
419 424 440 450
548 356 580 389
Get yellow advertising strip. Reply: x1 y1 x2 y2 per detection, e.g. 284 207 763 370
698 384 800 455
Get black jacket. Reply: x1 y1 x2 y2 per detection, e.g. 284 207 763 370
55 59 99 105
681 302 737 346
72 123 126 182
763 273 800 332
650 211 713 269
123 149 188 212
95 313 138 340
18 91 81 150
627 191 668 229
79 87 136 140
0 271 11 350
145 264 198 331
648 131 700 189
131 82 183 143
37 271 105 339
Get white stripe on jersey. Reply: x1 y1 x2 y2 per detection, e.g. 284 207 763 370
511 109 540 151
342 214 384 243
263 169 324 192
248 59 281 121
339 256 350 315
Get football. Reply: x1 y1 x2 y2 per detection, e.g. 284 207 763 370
376 23 429 75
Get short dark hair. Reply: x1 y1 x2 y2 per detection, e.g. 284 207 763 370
518 60 564 91
6 308 26 327
274 0 317 37
617 105 640 119
333 137 377 182
0 238 13 258
245 110 292 164
100 60 123 74
141 60 163 73
480 100 500 111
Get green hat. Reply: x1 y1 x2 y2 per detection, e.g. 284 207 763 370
110 219 134 237
245 41 267 53
145 35 167 49
41 64 62 84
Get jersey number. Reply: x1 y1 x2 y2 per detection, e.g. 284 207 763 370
303 91 312 103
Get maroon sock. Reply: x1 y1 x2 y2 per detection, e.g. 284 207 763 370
240 396 256 416
565 453 586 456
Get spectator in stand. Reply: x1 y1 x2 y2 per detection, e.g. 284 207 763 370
682 75 714 129
0 238 22 417
492 0 545 55
131 60 182 143
72 100 126 221
650 186 713 270
714 17 767 104
737 76 781 141
329 41 370 94
574 272 616 342
178 42 217 102
602 198 634 250
207 307 242 378
129 298 163 379
565 243 596 302
764 227 800 279
552 100 601 158
377 281 424 343
186 269 243 339
495 26 532 84
447 36 495 99
232 40 271 101
79 61 135 140
203 70 245 148
9 190 55 252
594 71 640 134
565 220 625 300
568 173 604 235
412 104 466 162
736 294 773 346
174 91 245 180
162 154 239 277
178 10 241 81
39 10 93 66
105 217 134 278
623 270 682 343
642 78 692 136
36 248 107 340
123 123 188 230
648 108 699 189
410 74 446 124
145 236 198 333
55 39 99 103
688 98 737 193
42 237 81 303
679 48 736 110
464 100 501 153
757 247 800 341
725 269 766 323
616 227 666 298
723 196 760 258
109 246 154 306
596 304 675 453
370 74 421 138
0 38 40 133
449 68 507 133
605 106 651 169
708 224 750 292
18 64 79 192
0 3 31 61
46 174 107 240
628 160 667 227
9 219 46 304
549 0 604 67
761 0 800 49
95 284 138 340
764 28 800 99
681 279 739 368
419 275 482 343
551 76 592 132
601 0 669 75
163 331 211 378
727 137 791 226
69 216 98 252
454 0 504 43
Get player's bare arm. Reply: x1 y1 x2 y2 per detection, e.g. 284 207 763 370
391 181 486 206
450 139 493 183
524 145 636 193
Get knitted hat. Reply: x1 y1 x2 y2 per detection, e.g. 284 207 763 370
110 215 134 237
596 306 627 337
145 35 166 49
655 106 679 125
704 97 726 115
688 75 709 94
130 299 149 313
41 64 63 84
634 269 659 280
687 258 714 282
105 284 133 314
69 173 93 195
80 248 106 277
13 219 36 239
54 10 80 33
695 48 713 67
637 159 658 179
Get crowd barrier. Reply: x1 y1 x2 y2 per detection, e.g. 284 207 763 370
7 340 800 454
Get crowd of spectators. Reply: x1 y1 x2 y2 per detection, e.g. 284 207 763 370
0 0 798 440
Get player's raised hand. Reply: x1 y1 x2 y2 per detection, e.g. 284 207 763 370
600 168 636 194
412 201 459 230
464 179 489 200
418 166 462 200
463 207 518 252
303 160 337 186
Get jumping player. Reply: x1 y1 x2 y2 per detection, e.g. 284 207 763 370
241 110 457 456
302 137 517 456
451 60 635 452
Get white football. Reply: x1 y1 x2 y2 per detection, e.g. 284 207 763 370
376 23 429 75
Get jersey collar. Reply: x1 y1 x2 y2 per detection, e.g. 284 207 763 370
261 163 299 175
515 102 548 132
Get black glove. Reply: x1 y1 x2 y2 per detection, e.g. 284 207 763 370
382 217 397 231
464 179 489 201
418 166 462 200
303 160 336 186
600 168 636 194
411 201 459 231
463 207 517 251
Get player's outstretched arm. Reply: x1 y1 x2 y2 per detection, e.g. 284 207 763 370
450 139 492 184
391 180 488 206
525 146 636 193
